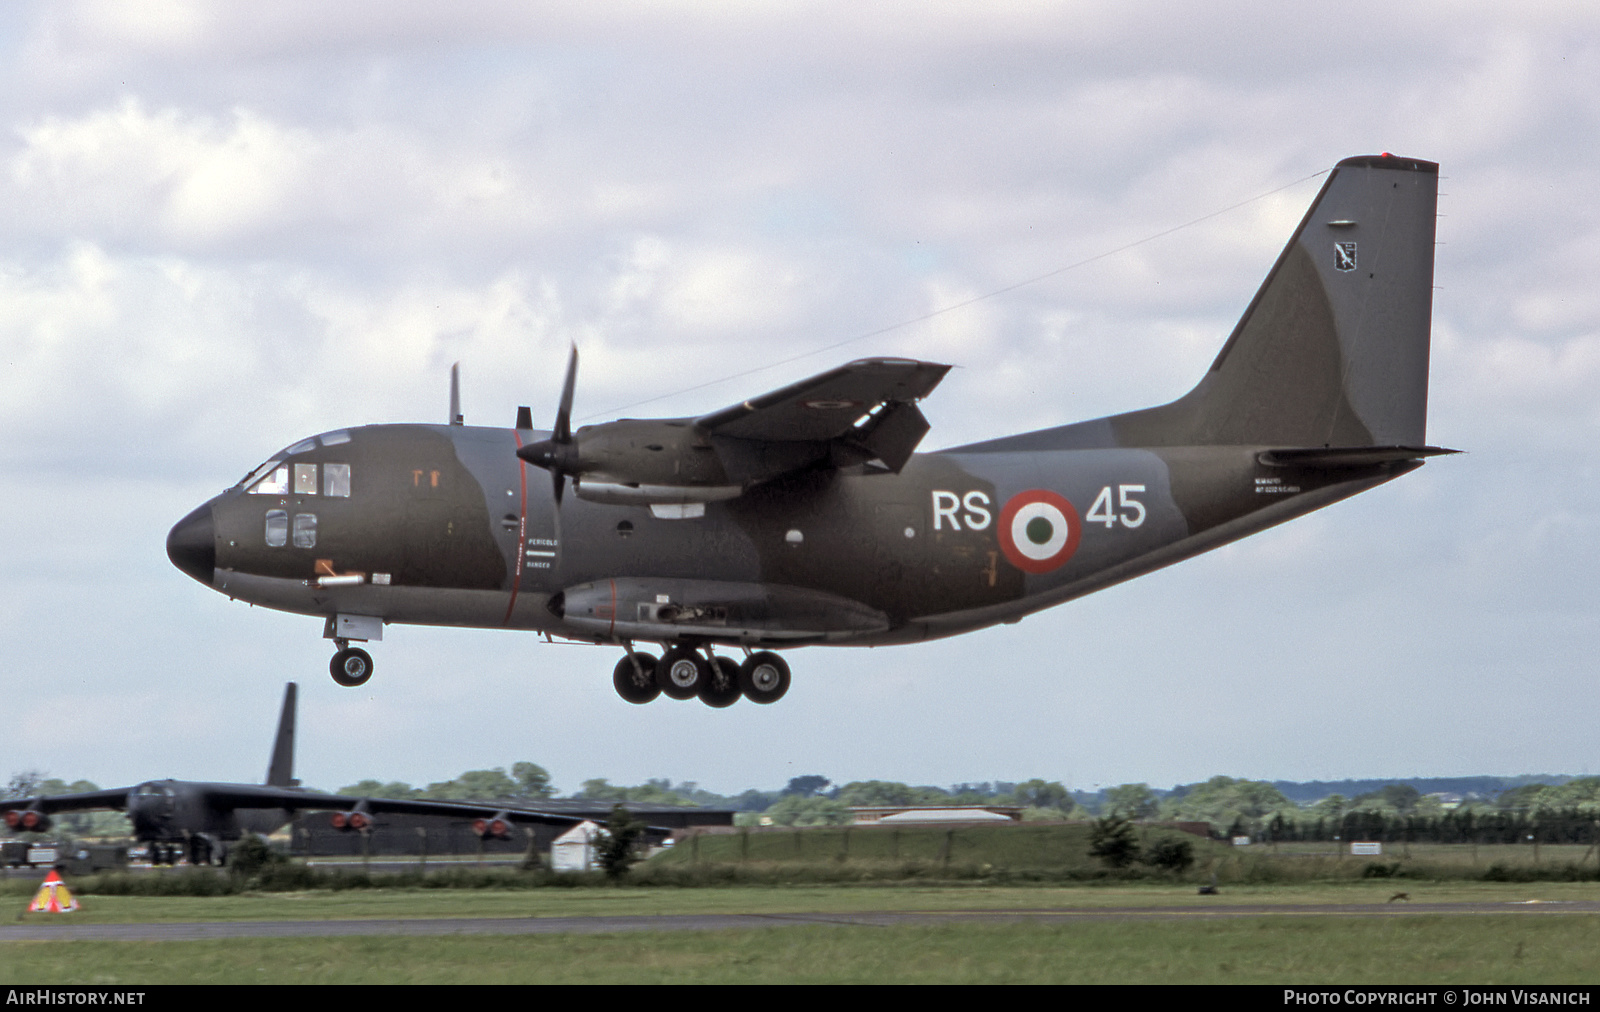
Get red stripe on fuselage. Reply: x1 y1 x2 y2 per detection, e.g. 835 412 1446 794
501 431 530 626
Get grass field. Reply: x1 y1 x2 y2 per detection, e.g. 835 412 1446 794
5 827 1600 983
9 916 1600 985
7 881 1600 984
653 823 1599 883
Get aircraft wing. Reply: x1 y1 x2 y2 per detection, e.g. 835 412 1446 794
166 784 575 824
175 785 674 837
0 788 133 815
696 357 950 478
2 783 671 837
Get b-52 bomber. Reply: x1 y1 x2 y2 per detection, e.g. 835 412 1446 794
167 154 1453 706
1 684 600 864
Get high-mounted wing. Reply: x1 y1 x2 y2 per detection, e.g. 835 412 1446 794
698 357 950 482
698 357 950 443
518 356 951 513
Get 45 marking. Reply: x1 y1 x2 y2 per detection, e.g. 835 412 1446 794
1086 485 1146 529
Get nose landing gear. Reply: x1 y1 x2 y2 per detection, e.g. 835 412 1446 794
324 615 380 687
330 639 374 687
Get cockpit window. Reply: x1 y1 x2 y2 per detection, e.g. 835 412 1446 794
249 466 291 495
323 463 351 497
239 434 352 492
239 459 281 490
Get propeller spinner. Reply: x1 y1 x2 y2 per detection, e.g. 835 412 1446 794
516 345 580 505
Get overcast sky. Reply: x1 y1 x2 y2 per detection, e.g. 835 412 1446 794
2 2 1597 799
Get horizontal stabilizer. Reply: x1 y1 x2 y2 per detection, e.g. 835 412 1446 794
1258 445 1459 469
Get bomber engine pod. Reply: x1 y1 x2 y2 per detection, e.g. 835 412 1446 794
4 809 51 833
473 812 515 840
168 154 1455 706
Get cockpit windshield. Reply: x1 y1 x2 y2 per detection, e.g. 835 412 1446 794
238 459 284 491
237 431 355 492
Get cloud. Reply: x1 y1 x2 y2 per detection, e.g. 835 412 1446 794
1 3 1598 794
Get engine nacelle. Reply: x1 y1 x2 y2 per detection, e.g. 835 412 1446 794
330 807 372 832
4 809 51 833
473 811 514 840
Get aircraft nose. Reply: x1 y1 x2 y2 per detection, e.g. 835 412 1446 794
166 502 216 585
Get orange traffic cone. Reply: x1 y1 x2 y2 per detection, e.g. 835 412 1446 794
28 869 78 913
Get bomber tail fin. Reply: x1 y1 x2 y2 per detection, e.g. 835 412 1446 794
1112 154 1440 449
265 682 298 788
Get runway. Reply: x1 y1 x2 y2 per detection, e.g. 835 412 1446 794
8 901 1600 942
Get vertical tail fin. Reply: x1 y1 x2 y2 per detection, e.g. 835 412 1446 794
1114 154 1439 448
265 682 297 787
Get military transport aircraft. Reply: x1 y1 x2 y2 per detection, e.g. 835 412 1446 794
166 154 1453 707
1 683 599 864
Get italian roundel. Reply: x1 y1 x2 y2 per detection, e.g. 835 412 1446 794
998 489 1082 574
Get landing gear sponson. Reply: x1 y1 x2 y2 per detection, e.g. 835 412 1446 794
612 644 790 707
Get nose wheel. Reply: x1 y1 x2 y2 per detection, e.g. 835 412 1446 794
330 642 374 687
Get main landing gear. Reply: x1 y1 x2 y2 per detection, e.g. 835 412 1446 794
330 638 374 687
612 647 791 707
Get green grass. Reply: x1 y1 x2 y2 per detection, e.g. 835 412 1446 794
655 824 1600 884
9 880 1595 925
8 914 1600 984
9 878 1600 983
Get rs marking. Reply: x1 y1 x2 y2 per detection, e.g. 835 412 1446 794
931 490 993 531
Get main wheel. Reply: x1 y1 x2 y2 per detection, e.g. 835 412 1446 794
738 651 791 704
699 656 741 708
656 647 707 700
613 653 661 704
331 647 374 687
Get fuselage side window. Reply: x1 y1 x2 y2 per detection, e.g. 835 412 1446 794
248 465 290 495
292 513 317 549
265 509 288 547
323 463 351 497
293 463 318 495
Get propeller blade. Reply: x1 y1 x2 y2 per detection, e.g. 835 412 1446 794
554 344 577 444
513 345 580 503
449 362 463 425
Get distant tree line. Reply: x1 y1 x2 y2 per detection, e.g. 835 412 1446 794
12 761 1600 844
